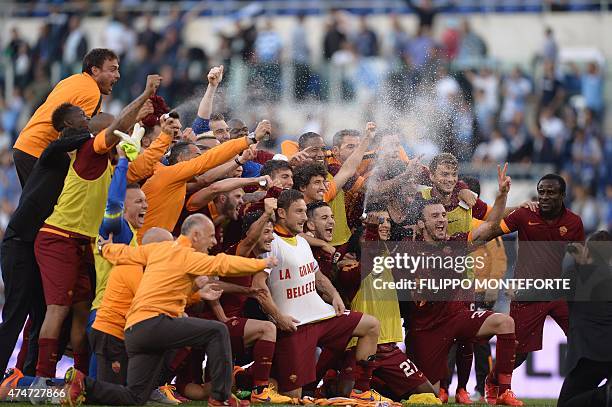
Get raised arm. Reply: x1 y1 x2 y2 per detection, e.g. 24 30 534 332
104 75 162 148
333 122 375 190
191 144 259 188
99 148 129 238
126 131 173 183
193 66 223 133
186 175 271 212
236 198 276 257
471 163 511 242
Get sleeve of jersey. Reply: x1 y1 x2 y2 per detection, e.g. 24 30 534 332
186 252 267 276
126 132 172 183
500 209 521 234
99 158 128 237
102 243 150 266
192 117 210 134
93 129 113 154
170 136 249 182
472 198 490 220
281 140 299 157
324 179 338 202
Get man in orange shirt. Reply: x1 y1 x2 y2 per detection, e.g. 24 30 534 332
13 48 121 186
62 214 277 407
139 120 272 243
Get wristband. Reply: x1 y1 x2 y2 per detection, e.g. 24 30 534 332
235 157 243 166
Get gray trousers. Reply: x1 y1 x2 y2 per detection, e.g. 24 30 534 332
88 328 128 385
85 315 232 405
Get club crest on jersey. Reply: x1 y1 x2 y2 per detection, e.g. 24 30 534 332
559 226 568 236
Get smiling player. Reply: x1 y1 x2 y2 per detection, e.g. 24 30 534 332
13 49 121 186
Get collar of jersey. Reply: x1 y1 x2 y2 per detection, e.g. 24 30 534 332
176 235 193 248
274 225 298 246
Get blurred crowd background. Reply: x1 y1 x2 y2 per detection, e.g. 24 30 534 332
0 0 611 258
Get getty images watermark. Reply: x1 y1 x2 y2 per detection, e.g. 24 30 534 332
360 241 612 302
371 253 570 291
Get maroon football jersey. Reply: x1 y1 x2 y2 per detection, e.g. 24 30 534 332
501 207 585 279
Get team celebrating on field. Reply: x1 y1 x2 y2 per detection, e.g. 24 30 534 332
1 47 604 407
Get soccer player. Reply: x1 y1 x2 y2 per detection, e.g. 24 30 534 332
251 189 381 400
405 164 524 406
260 159 294 190
0 126 92 375
202 199 295 404
180 175 273 253
13 49 120 186
61 213 278 406
320 201 437 401
483 174 585 369
33 75 162 379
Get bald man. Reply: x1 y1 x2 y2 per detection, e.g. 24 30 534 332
62 215 277 407
142 228 174 244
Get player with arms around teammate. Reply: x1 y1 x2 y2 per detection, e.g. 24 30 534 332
251 189 381 400
405 164 523 406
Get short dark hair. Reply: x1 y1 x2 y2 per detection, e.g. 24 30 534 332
306 200 329 219
210 112 225 122
51 103 80 132
538 173 566 195
461 175 480 196
261 160 292 179
82 48 119 75
292 163 327 192
126 183 141 190
227 118 245 129
586 230 612 264
415 197 445 220
429 153 458 174
298 132 323 150
168 141 196 165
332 129 361 147
277 189 304 211
242 210 272 235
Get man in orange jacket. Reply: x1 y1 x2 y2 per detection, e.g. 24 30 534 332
62 214 277 407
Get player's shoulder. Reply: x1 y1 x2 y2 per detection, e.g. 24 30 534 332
504 206 533 223
295 234 312 248
562 207 584 224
